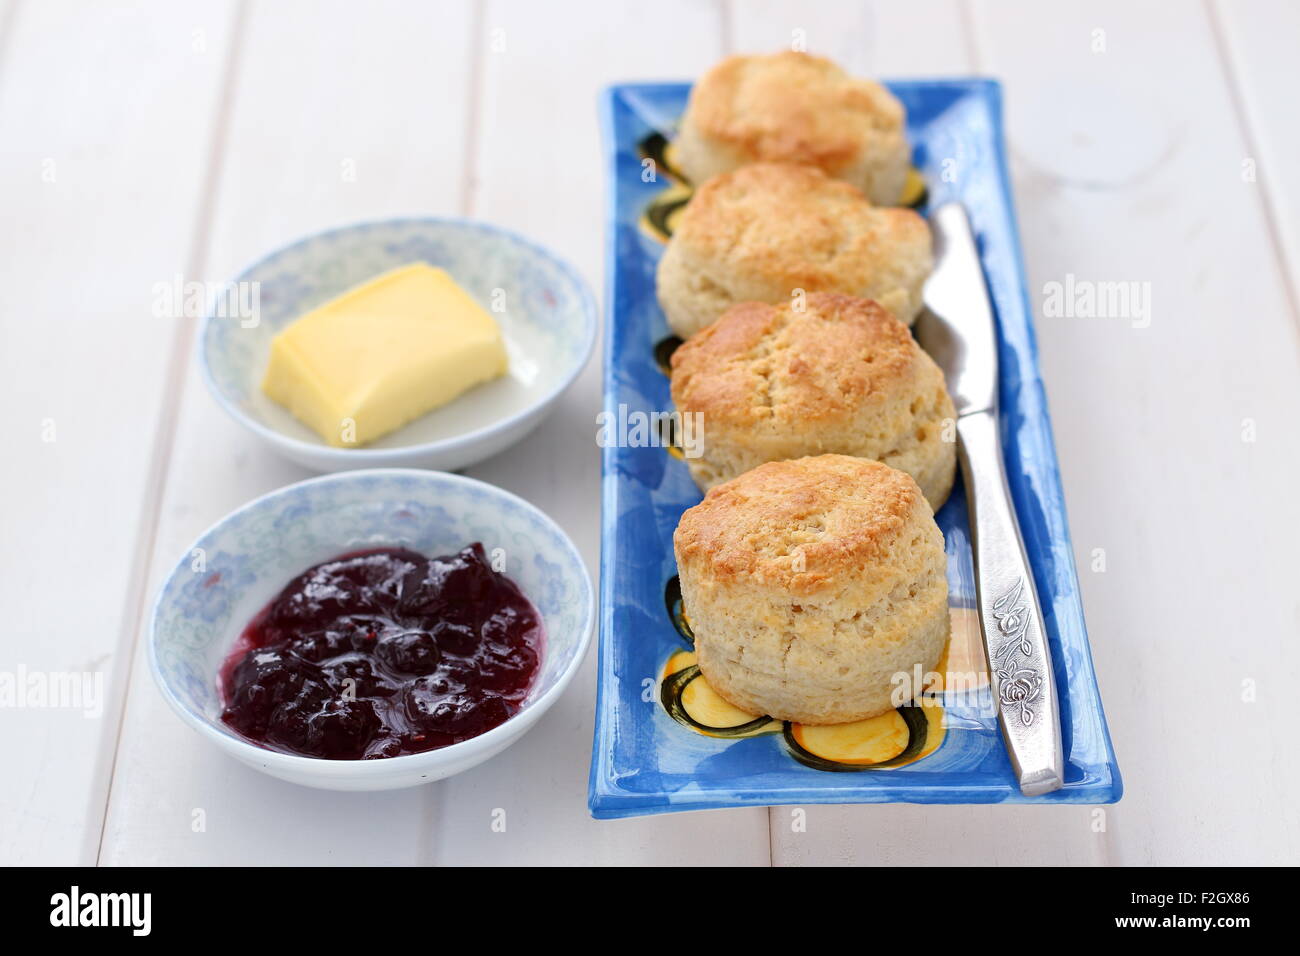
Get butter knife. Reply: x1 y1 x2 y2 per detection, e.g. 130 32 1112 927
915 203 1064 796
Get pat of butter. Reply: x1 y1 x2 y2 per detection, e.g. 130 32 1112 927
261 263 508 447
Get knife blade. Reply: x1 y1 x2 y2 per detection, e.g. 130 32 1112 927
915 203 1065 796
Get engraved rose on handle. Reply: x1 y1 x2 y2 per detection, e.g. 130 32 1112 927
988 578 1043 725
991 578 1033 660
994 664 1043 726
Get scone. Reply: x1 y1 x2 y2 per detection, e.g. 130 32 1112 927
673 454 949 725
670 292 956 510
656 162 931 339
676 51 910 205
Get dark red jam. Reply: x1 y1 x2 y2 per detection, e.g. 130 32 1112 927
220 544 543 759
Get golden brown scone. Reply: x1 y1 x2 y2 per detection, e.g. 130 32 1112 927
676 52 910 205
670 293 956 509
673 454 949 725
656 163 931 339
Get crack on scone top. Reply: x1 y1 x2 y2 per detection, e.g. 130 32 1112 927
743 314 784 415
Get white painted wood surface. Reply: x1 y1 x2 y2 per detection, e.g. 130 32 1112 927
2 0 1295 866
0 0 237 866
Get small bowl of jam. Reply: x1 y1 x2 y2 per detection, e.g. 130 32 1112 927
149 469 593 791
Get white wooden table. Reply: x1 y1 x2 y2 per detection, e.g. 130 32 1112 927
3 0 1297 867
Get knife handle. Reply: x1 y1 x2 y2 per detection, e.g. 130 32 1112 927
956 411 1065 796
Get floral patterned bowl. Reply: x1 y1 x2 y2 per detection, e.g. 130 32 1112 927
149 469 594 790
199 218 597 472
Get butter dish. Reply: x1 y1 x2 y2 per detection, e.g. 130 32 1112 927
200 218 596 473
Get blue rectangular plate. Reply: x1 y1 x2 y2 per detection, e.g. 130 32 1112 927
591 79 1121 818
